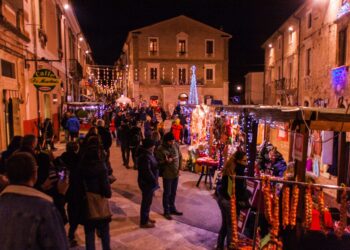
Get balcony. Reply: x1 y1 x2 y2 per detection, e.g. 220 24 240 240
178 51 187 56
69 59 83 80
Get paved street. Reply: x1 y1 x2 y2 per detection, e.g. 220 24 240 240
56 141 221 250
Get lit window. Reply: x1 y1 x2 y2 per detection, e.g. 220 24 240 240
1 60 15 79
179 40 186 54
149 38 158 54
178 68 186 84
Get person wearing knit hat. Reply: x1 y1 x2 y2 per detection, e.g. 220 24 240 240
155 132 183 220
137 138 159 228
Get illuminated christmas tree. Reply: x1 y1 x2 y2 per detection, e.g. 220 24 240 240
188 65 199 105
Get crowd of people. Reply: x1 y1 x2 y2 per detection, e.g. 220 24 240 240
0 103 255 250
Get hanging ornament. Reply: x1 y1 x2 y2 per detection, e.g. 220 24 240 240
282 186 290 228
289 185 299 228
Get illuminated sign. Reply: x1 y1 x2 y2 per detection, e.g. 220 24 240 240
337 2 350 20
331 66 347 95
31 69 60 92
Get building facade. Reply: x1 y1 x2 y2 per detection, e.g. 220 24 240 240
0 0 92 150
263 0 350 108
245 72 264 105
116 15 231 110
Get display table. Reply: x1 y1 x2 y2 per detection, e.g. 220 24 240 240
196 157 219 189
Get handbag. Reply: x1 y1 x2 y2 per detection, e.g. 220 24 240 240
85 191 112 220
84 179 112 220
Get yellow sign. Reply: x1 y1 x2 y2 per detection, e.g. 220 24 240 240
31 69 60 92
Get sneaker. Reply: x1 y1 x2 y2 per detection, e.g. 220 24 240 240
170 210 183 216
148 218 156 223
163 213 173 220
140 222 155 228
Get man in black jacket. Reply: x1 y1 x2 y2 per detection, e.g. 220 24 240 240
137 139 159 228
117 120 131 168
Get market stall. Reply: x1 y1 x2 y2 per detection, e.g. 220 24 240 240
64 102 105 131
191 106 350 249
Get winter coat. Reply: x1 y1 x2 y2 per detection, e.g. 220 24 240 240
97 126 112 151
155 142 182 179
0 185 69 250
137 147 159 192
80 157 112 223
66 117 80 133
144 121 152 139
171 124 183 141
117 124 130 145
129 126 142 148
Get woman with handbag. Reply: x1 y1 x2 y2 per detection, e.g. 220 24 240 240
216 150 250 250
80 136 112 250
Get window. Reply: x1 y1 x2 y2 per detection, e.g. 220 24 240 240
148 63 160 82
288 31 296 44
56 6 62 50
307 12 312 29
306 48 312 76
178 40 186 54
176 32 188 57
149 37 158 55
206 40 214 55
204 64 215 83
289 62 293 86
1 60 16 78
338 28 347 66
278 66 281 80
178 68 186 84
150 68 158 80
206 69 213 80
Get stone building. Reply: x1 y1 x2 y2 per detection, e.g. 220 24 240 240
263 0 350 108
0 0 92 150
245 72 264 105
116 15 231 110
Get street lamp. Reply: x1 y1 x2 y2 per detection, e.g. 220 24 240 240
64 4 70 10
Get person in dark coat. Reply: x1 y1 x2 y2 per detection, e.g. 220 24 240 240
0 136 23 174
97 119 113 172
129 120 143 169
216 150 249 250
41 118 56 150
54 141 82 247
80 136 112 250
137 139 159 228
117 120 131 168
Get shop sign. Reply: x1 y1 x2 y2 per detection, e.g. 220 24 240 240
331 66 347 96
31 69 60 92
294 133 304 161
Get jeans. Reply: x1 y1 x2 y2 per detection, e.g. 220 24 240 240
217 196 232 250
162 177 179 214
121 144 130 165
84 221 110 250
140 189 154 225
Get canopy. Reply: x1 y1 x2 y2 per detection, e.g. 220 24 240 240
116 95 132 104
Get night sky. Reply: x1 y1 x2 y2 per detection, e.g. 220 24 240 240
72 0 304 88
